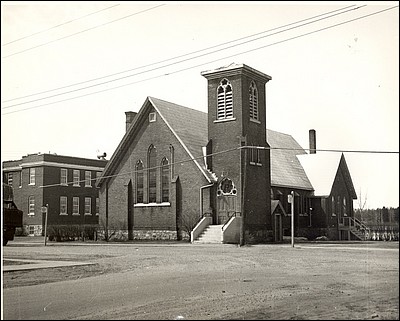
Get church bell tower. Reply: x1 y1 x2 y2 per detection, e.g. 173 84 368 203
201 63 272 242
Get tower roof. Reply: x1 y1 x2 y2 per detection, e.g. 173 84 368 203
201 63 272 81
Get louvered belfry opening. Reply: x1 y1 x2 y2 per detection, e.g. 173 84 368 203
217 78 233 119
249 81 258 120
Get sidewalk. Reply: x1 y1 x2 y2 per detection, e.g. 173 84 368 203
3 258 96 272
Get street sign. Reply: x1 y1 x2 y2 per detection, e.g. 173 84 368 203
41 206 47 213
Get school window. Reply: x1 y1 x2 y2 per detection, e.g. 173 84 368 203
96 172 101 187
249 81 259 121
136 160 144 203
161 158 170 203
60 196 67 215
85 171 92 187
73 197 79 214
217 78 233 120
148 145 157 203
7 172 13 186
96 198 99 216
331 196 336 216
28 196 35 215
60 169 68 185
85 197 91 215
343 197 347 216
73 170 80 186
19 171 22 187
29 168 35 185
28 225 35 235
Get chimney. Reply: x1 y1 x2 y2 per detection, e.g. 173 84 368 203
309 129 316 154
125 111 137 132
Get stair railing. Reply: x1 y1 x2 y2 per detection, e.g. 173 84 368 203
221 211 239 230
348 216 370 240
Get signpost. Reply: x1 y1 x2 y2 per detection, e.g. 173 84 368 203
288 191 295 247
41 205 48 246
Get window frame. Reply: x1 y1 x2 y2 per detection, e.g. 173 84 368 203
60 168 68 186
72 197 80 215
161 157 170 203
73 170 80 187
60 196 68 215
84 197 92 215
28 196 35 215
7 172 13 186
29 168 35 185
249 80 259 122
96 197 99 216
216 78 234 120
135 160 144 204
148 145 157 203
85 171 92 187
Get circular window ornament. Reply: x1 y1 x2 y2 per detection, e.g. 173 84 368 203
217 178 237 196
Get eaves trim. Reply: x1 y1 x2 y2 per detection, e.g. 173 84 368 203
19 161 105 171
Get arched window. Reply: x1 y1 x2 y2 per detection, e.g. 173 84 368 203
343 197 347 216
148 145 157 203
217 78 233 120
337 196 341 217
169 144 174 179
331 196 335 216
135 160 143 203
249 81 258 120
161 158 170 203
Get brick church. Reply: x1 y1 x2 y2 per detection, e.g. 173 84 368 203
96 63 357 244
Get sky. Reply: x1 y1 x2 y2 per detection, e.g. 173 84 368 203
1 1 399 210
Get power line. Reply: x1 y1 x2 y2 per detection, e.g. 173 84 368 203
1 4 166 59
38 145 399 189
2 4 120 46
2 4 364 108
2 5 397 116
2 4 357 103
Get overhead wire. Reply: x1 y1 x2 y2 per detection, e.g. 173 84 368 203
1 4 166 59
2 4 365 108
2 4 121 46
2 4 357 103
38 145 399 189
2 5 398 116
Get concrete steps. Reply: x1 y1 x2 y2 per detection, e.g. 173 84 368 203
193 225 223 244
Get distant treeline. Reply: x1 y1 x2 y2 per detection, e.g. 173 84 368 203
354 207 399 226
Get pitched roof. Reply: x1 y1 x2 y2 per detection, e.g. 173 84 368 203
148 97 208 160
98 97 215 186
297 153 357 199
98 97 325 192
267 129 313 190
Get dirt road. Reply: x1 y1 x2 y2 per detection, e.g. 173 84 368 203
2 238 399 320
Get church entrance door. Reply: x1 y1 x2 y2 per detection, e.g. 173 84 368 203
216 195 237 225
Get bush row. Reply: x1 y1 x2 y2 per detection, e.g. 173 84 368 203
47 225 98 242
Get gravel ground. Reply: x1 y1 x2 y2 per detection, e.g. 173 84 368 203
2 237 399 320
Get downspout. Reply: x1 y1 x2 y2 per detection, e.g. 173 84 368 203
105 180 109 241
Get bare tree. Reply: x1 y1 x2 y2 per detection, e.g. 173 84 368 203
99 218 127 241
356 188 368 221
180 211 199 241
